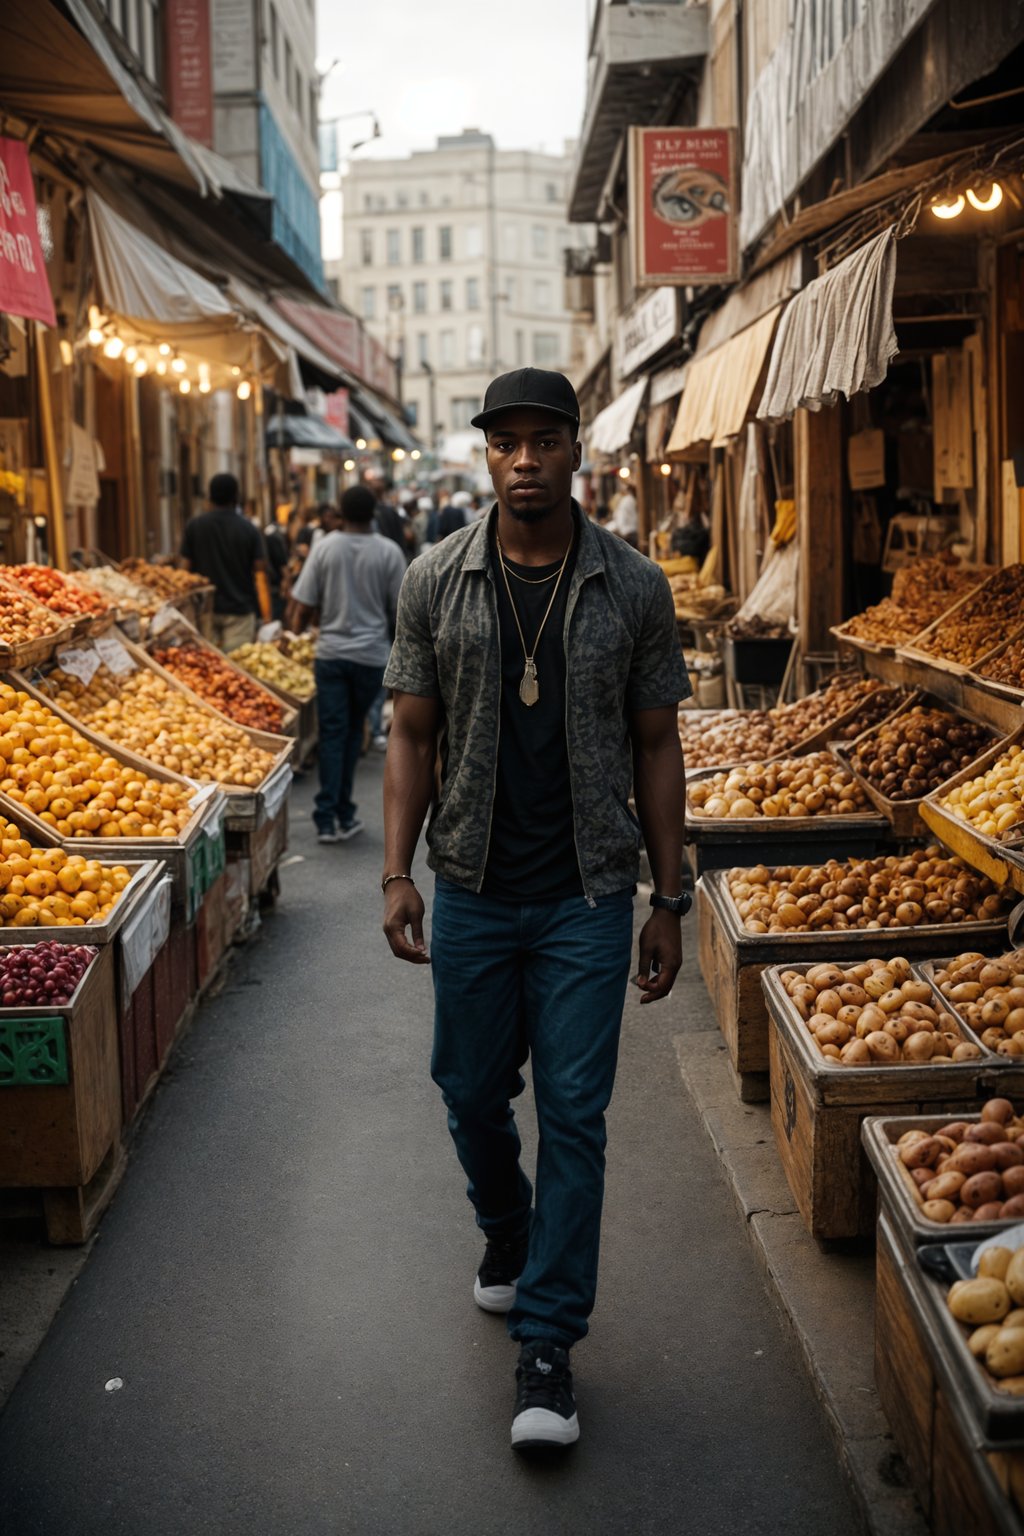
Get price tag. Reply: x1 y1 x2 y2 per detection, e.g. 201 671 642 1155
56 645 101 685
93 633 136 675
150 604 181 637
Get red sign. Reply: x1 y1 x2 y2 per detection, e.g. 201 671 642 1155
324 389 350 439
0 139 56 327
629 127 738 289
165 0 213 148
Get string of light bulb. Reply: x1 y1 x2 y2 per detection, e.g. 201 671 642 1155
930 181 1004 220
78 307 257 401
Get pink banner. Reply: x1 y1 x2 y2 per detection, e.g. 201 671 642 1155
0 139 56 327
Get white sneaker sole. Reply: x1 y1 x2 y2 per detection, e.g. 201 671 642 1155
337 823 364 841
511 1407 580 1449
473 1276 516 1314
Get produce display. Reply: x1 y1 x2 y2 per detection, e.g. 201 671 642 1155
72 566 162 618
3 564 111 620
726 847 1011 934
282 633 316 670
46 663 274 787
897 1098 1024 1231
937 744 1024 842
725 615 790 641
678 676 903 769
840 554 992 648
913 564 1024 666
847 705 992 802
930 950 1024 1057
0 679 195 837
946 1239 1024 1392
119 558 208 599
689 752 871 819
151 641 286 734
0 584 66 648
0 816 132 926
979 638 1024 692
230 641 315 699
777 957 979 1066
0 940 96 1005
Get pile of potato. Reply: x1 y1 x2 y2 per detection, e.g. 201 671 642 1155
938 744 1024 841
689 752 870 819
779 957 979 1066
947 1241 1024 1392
677 676 902 770
0 584 66 649
230 642 315 699
979 638 1024 691
47 663 274 788
917 564 1024 666
119 559 208 598
899 1098 1024 1226
727 847 1011 934
842 555 990 647
931 950 1024 1056
848 705 991 802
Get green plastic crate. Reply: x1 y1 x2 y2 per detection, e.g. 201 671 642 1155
0 1016 68 1087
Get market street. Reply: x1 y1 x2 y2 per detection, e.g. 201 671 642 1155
0 765 860 1536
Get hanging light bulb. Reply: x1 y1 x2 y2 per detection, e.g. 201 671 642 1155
618 466 631 480
343 458 355 471
159 342 171 357
198 362 212 394
411 449 421 461
102 336 125 359
966 182 1003 212
931 194 965 220
87 326 104 347
392 448 406 462
236 379 252 401
124 345 138 365
133 357 149 377
156 360 168 376
179 378 192 395
660 462 672 476
171 355 187 374
59 339 74 367
356 437 367 450
88 304 102 328
231 365 241 377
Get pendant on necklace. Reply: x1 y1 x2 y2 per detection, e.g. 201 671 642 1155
519 658 540 707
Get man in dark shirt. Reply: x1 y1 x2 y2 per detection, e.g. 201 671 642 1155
381 368 690 1454
180 473 269 653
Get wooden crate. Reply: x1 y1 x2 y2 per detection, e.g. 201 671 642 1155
696 869 1009 1101
921 728 1024 898
140 613 299 744
763 965 998 1240
194 872 232 992
876 1213 1024 1536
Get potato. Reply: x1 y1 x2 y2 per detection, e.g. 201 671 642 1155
839 1038 871 1066
921 1199 956 1223
948 1277 1011 1324
987 1329 1024 1378
866 1030 900 1064
903 1031 935 1063
965 1122 1008 1146
979 1247 1015 1281
1004 1167 1024 1198
923 1170 966 1202
992 1143 1024 1171
961 1171 1004 1209
969 1323 1003 1357
994 1375 1024 1396
815 1020 851 1049
1004 1309 1024 1329
898 1129 932 1148
974 1202 1006 1222
900 1135 945 1169
950 1143 999 1175
937 1122 971 1142
1003 1195 1024 1218
1006 1250 1024 1306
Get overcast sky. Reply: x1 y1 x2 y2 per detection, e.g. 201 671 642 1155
317 0 592 260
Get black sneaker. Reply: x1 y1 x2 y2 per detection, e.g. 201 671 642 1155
473 1231 530 1314
511 1340 579 1450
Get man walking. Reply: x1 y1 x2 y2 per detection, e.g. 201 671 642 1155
381 368 690 1451
180 473 270 652
288 485 405 845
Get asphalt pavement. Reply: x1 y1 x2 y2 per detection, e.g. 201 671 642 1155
0 755 864 1536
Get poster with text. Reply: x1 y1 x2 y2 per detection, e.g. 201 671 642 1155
629 127 738 289
0 139 56 327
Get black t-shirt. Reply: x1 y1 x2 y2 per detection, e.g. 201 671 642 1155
180 508 263 615
483 525 584 903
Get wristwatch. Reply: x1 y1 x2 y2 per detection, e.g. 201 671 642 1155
650 890 692 917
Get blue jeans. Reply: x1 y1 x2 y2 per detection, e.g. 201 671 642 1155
313 657 385 833
367 688 386 737
430 877 634 1348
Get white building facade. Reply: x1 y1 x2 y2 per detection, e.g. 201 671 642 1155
333 131 587 448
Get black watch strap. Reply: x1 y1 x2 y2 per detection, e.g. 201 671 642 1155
650 890 692 916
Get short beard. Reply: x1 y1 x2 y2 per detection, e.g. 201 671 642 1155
506 501 556 524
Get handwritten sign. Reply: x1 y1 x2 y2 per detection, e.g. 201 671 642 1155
56 645 101 685
0 139 56 327
93 633 136 675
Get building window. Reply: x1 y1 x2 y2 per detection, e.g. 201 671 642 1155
294 68 303 119
363 193 372 211
417 333 429 365
452 398 482 430
516 330 525 365
387 284 403 313
505 275 517 307
386 229 401 265
308 82 317 138
361 287 376 320
440 329 455 368
532 224 549 258
467 324 485 365
413 281 427 314
546 181 559 203
533 332 558 366
440 280 453 312
412 227 425 264
396 190 408 208
360 230 373 265
439 226 453 261
405 400 419 427
466 277 480 311
533 279 552 311
466 225 483 259
503 224 519 259
284 38 293 103
418 190 429 206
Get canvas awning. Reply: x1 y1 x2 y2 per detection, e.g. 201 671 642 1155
757 227 898 422
266 414 355 454
586 376 648 456
89 191 232 326
349 386 419 452
666 307 781 455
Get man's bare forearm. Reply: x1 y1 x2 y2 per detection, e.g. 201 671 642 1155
383 727 436 876
633 736 686 895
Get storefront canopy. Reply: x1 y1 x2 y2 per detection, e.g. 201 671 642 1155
89 192 232 326
666 307 781 455
349 387 419 453
586 376 648 456
757 226 898 422
266 414 355 454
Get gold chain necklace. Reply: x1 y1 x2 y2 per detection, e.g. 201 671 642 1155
495 531 572 707
501 560 560 586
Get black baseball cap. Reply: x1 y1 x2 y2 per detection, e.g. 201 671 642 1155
471 368 580 433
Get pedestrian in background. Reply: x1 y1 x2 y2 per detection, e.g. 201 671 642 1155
180 472 270 653
288 484 405 845
381 367 690 1453
435 489 472 541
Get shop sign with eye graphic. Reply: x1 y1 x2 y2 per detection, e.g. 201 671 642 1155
652 166 729 229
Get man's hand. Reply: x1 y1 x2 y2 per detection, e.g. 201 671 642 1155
383 882 431 965
635 908 681 1004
